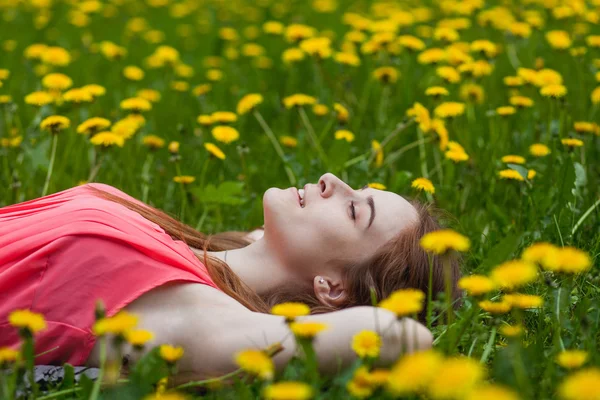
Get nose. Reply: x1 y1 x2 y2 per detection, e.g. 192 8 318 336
318 172 354 199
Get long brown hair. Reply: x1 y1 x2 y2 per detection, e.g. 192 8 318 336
85 185 461 323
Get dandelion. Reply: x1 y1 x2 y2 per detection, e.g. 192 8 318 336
168 141 180 154
206 69 223 81
271 302 310 322
521 242 558 265
373 66 399 83
542 246 591 274
283 94 317 109
211 111 237 124
42 73 73 91
212 126 239 144
334 51 361 66
371 140 384 168
556 350 589 369
478 299 512 314
573 122 597 134
496 106 516 116
459 83 485 104
334 129 354 142
142 135 165 150
289 321 329 339
458 275 496 296
333 103 349 123
504 76 524 87
280 136 298 148
445 141 469 162
407 102 431 132
557 367 600 400
425 86 449 97
204 142 226 160
124 329 154 347
237 93 263 115
82 84 106 98
93 311 138 336
41 115 70 134
434 102 465 118
347 367 375 398
499 324 523 337
529 143 551 157
0 347 21 365
9 309 47 334
490 260 538 290
77 117 111 135
379 288 425 317
263 381 313 400
282 48 305 64
159 344 184 363
312 104 329 116
561 138 583 148
192 84 211 96
173 175 195 184
25 91 54 106
123 65 145 81
120 97 152 112
235 349 274 380
137 89 161 103
386 350 444 396
503 293 544 309
540 84 567 98
420 229 470 255
351 330 382 359
436 66 461 83
546 30 572 49
501 155 526 164
427 357 486 399
499 169 525 181
90 132 125 148
411 177 435 194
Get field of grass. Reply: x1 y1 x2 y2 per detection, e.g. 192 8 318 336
1 0 600 399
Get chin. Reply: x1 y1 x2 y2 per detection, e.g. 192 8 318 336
263 187 298 229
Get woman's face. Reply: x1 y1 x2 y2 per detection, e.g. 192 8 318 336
262 173 419 280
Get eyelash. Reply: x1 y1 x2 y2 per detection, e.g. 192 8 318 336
350 201 356 220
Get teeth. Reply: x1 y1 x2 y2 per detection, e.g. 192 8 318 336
298 188 305 207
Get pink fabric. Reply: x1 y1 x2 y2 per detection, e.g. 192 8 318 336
0 183 221 366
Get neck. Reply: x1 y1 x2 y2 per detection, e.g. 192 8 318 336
191 239 292 297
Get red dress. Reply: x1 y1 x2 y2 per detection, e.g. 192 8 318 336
0 183 222 366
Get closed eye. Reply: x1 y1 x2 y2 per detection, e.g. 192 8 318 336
350 201 356 220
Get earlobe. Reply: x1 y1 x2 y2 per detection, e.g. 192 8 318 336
313 276 346 307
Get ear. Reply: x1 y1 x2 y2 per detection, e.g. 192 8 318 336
313 276 347 308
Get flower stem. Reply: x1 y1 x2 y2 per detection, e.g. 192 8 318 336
298 107 329 169
88 336 107 400
254 110 297 186
41 133 59 197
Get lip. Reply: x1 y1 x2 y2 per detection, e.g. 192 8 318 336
292 187 302 207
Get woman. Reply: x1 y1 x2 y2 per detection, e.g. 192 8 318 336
0 173 460 385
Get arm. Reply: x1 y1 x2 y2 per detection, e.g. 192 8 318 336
174 302 432 384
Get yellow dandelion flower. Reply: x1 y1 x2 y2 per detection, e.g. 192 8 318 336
159 344 184 363
411 177 435 194
42 73 73 91
123 65 145 81
503 293 544 309
334 51 361 66
41 46 72 66
497 106 516 116
211 111 237 124
406 102 431 132
593 87 600 104
90 131 125 148
458 275 496 296
510 96 533 108
490 260 538 290
540 84 567 98
289 321 329 338
168 141 180 154
25 91 54 106
373 66 399 83
561 138 583 147
371 140 384 167
333 103 349 123
204 142 226 160
558 367 600 400
498 169 525 181
263 21 284 35
124 329 154 346
63 88 93 103
501 155 525 164
137 89 161 103
40 115 70 134
235 349 274 380
206 69 223 81
386 350 444 396
379 288 425 317
528 169 537 180
574 122 597 133
82 84 106 98
556 350 588 369
0 347 21 365
279 136 298 148
142 135 165 149
367 183 386 190
436 66 461 83
173 175 195 184
499 324 523 337
120 97 152 112
459 82 485 104
543 246 591 274
425 86 449 97
212 125 240 144
351 330 381 359
9 309 47 334
282 48 306 64
334 129 354 142
434 101 465 118
77 117 111 135
522 242 559 265
197 115 214 126
529 143 551 157
271 302 310 322
504 76 524 87
170 81 189 92
427 357 486 400
478 299 512 314
263 381 313 400
283 94 317 109
93 311 138 336
418 47 446 64
312 104 329 116
546 30 572 49
420 229 470 254
285 24 316 43
24 43 48 60
237 93 263 115
192 84 211 97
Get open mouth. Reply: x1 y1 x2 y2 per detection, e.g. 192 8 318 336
296 188 305 208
